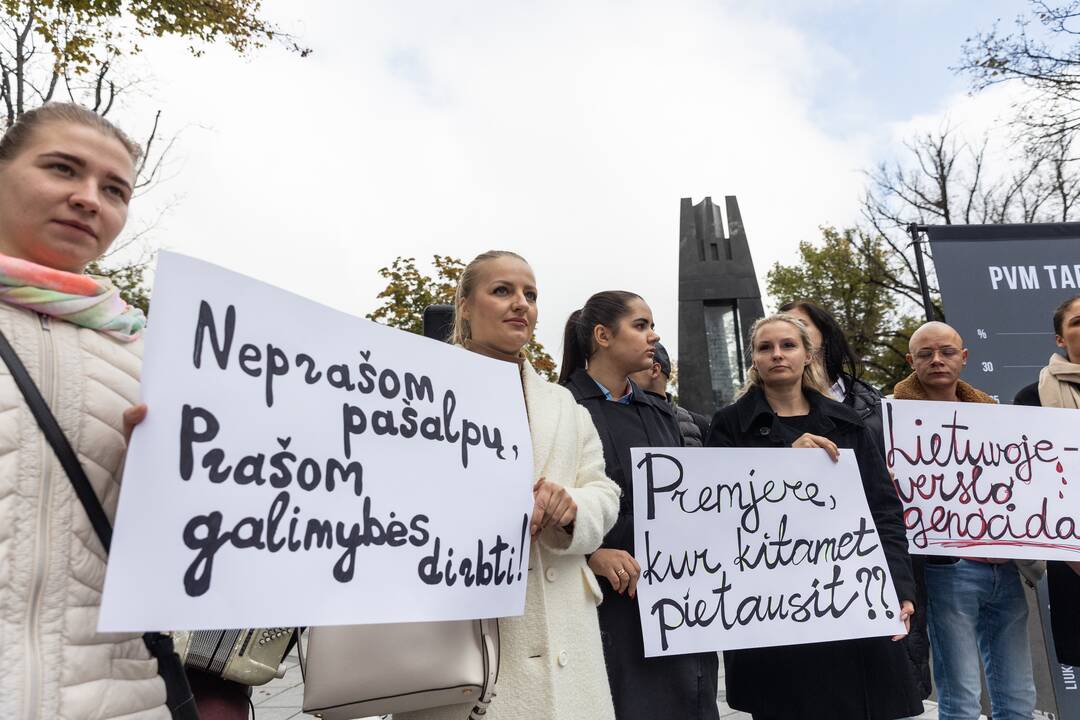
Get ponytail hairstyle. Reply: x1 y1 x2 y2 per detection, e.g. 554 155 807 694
558 290 641 384
450 250 530 345
778 300 860 393
738 313 830 397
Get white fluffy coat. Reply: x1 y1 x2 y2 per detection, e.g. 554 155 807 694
397 360 620 720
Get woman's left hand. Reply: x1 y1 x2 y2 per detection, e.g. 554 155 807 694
122 403 147 446
531 477 577 536
891 600 915 641
791 432 840 462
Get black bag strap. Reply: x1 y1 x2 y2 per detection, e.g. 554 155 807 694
0 325 199 720
0 327 114 551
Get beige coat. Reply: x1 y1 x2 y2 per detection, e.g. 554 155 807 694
398 360 620 720
0 301 168 720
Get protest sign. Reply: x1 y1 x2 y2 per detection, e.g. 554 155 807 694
99 252 534 631
631 447 904 657
884 398 1080 560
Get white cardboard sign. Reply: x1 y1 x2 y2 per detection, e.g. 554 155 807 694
632 447 904 656
100 252 534 631
884 398 1080 560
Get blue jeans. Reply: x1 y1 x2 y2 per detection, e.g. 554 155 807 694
925 560 1035 720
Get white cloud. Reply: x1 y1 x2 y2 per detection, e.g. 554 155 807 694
885 83 1025 151
116 0 931 361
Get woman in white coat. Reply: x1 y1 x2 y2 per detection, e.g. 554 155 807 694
398 250 621 720
0 103 169 719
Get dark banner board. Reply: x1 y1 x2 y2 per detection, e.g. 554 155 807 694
926 222 1080 404
1037 577 1080 719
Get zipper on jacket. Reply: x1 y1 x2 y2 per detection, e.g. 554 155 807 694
23 314 55 720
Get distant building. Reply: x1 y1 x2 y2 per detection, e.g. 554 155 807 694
677 196 764 417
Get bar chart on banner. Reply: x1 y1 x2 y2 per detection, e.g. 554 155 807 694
968 324 1055 403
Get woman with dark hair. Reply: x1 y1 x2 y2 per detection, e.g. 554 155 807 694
1014 294 1080 668
560 291 720 720
779 300 885 452
779 299 931 700
706 313 921 720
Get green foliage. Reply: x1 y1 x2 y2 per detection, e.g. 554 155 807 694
3 0 302 76
0 0 307 128
367 255 558 381
0 1 306 318
766 226 923 392
524 338 557 382
86 257 150 315
872 314 922 394
367 255 463 335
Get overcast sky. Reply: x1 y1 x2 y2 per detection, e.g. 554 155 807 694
114 0 1026 359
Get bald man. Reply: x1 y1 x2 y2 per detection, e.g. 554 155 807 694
896 321 986 402
893 321 1039 720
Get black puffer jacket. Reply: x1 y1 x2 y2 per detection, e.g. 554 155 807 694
674 403 710 447
646 391 711 447
842 374 885 456
840 373 931 699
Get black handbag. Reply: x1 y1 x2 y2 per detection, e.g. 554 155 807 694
0 327 199 720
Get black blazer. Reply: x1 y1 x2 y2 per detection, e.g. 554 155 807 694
563 368 681 553
843 373 887 458
706 385 922 720
564 369 719 720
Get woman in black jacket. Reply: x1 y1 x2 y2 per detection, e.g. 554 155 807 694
706 313 922 720
780 299 931 698
559 291 719 720
1013 294 1080 667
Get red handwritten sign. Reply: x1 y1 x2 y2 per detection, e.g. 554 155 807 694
883 399 1080 560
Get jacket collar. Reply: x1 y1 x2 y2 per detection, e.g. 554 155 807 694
893 371 997 404
564 368 674 415
734 384 861 433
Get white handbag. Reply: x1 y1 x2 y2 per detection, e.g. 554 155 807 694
300 619 500 719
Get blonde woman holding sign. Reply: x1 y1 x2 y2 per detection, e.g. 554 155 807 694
397 250 620 720
0 104 174 719
705 313 921 720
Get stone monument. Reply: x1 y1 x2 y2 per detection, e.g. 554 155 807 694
678 196 764 417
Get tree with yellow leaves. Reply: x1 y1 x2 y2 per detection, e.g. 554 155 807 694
368 255 558 381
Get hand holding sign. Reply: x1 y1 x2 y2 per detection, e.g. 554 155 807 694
892 600 914 641
121 403 147 445
531 476 576 536
588 548 641 597
791 432 840 461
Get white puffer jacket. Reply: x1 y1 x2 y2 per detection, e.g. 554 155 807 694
0 301 168 720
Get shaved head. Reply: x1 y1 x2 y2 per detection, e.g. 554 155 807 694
909 321 963 353
906 321 968 399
